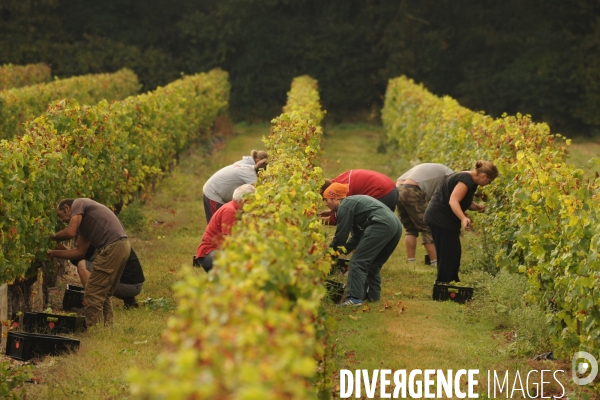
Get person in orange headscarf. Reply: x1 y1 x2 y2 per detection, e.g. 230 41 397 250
324 183 402 307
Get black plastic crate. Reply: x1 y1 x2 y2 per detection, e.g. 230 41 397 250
6 331 80 361
22 312 86 334
330 258 350 275
325 280 346 304
432 284 473 304
62 285 85 310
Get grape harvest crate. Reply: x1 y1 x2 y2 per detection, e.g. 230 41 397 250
330 258 349 275
22 312 86 334
432 284 473 304
6 331 80 361
62 284 85 310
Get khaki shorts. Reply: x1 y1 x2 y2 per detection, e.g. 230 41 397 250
396 184 433 244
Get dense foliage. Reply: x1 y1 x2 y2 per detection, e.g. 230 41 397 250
0 360 31 399
0 63 50 90
128 76 335 398
0 68 140 139
0 69 229 283
1 0 599 135
382 76 600 375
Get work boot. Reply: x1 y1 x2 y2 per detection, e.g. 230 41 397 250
123 297 139 309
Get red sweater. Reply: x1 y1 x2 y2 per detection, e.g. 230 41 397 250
329 170 395 225
195 200 240 259
332 169 395 198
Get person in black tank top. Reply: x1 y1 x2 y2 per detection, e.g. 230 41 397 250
424 161 498 284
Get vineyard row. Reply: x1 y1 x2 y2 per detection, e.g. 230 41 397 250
0 63 51 91
0 68 230 282
382 76 600 360
129 76 335 398
0 68 140 140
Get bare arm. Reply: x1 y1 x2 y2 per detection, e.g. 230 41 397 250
468 202 485 212
48 235 90 260
448 182 472 231
318 209 332 218
51 214 82 241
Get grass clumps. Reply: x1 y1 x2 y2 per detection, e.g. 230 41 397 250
464 247 553 357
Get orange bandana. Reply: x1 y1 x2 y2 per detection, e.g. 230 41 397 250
323 183 349 199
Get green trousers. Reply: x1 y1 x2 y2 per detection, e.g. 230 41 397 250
84 238 131 327
346 217 402 302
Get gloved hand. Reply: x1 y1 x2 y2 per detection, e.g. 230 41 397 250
329 257 349 274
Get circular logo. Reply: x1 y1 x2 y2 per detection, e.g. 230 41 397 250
572 351 598 386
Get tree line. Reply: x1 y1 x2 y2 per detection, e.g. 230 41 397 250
1 0 599 136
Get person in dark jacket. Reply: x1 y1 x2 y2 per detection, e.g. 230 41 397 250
424 160 498 284
324 183 402 307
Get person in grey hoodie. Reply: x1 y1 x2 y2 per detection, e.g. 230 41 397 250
202 150 267 223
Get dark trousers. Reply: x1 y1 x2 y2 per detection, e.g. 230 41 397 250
377 188 399 213
346 218 402 302
203 194 224 224
430 225 462 283
193 250 215 273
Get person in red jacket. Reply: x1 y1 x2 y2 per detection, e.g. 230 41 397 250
319 169 398 225
193 184 256 272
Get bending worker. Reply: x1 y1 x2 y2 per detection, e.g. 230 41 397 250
202 150 267 223
324 183 402 307
396 163 454 265
424 161 498 284
49 198 130 327
320 169 397 225
194 184 256 272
